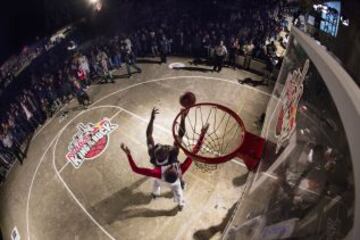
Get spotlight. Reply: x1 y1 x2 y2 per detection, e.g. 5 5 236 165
88 0 102 12
95 2 103 12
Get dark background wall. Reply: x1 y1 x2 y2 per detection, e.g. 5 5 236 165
0 0 90 65
330 0 360 86
0 0 238 65
304 0 360 85
0 0 46 64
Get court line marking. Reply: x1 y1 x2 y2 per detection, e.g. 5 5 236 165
58 161 70 174
32 86 95 140
26 105 120 240
26 75 269 240
51 106 122 240
32 108 64 140
92 75 271 107
25 136 58 240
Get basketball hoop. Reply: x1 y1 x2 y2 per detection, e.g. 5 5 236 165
173 103 265 171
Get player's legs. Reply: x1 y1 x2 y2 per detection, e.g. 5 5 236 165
152 179 161 198
170 180 185 210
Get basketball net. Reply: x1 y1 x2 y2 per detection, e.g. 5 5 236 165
173 103 265 171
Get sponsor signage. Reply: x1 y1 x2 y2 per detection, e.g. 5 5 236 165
275 59 309 153
66 118 118 168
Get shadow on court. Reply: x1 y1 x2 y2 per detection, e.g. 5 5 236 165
193 203 237 240
114 206 179 221
89 178 177 224
173 66 213 73
237 78 266 87
137 58 162 64
232 173 249 187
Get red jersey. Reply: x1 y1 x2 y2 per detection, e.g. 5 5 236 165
77 69 86 81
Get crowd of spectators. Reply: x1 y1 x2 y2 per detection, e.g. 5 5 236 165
0 35 144 182
0 45 43 91
0 0 292 182
0 30 73 95
126 0 289 66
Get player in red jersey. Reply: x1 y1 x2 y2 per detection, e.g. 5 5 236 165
120 123 208 211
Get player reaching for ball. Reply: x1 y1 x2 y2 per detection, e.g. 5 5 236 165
146 107 185 167
120 123 208 211
146 92 196 170
146 107 187 189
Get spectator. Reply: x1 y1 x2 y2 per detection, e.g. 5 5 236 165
149 31 159 57
0 129 26 165
228 37 241 69
213 41 228 72
72 79 91 109
122 44 142 78
243 40 255 69
159 35 170 64
98 50 114 83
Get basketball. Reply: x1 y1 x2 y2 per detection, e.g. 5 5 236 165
180 92 196 108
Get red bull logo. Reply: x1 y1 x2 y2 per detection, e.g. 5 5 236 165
66 118 118 168
275 59 309 153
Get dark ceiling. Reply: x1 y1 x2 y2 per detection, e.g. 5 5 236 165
0 0 46 63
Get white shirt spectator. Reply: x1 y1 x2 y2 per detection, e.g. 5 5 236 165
124 38 132 53
243 43 255 56
21 103 33 120
1 133 13 148
215 45 228 57
79 55 90 75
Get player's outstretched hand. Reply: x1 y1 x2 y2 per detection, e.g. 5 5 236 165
120 143 131 155
151 107 159 119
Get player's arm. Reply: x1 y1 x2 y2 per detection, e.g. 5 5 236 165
177 109 188 140
180 124 209 174
146 107 159 149
120 144 161 179
174 109 189 149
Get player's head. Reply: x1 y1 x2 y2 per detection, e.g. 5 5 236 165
164 167 178 183
154 144 171 163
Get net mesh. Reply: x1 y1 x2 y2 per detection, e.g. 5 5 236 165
174 104 245 167
194 161 218 172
